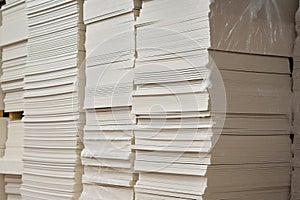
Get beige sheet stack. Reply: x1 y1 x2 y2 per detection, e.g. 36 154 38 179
21 0 85 199
0 175 5 200
0 0 27 112
81 1 141 199
292 2 300 199
4 175 22 200
132 0 296 200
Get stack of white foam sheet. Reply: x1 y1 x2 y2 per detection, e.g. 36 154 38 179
0 51 4 111
5 175 22 200
83 0 141 25
0 41 26 112
0 0 28 46
21 0 85 199
132 0 295 200
292 2 300 199
2 120 23 161
0 118 7 200
5 0 20 5
84 0 141 109
0 3 27 196
80 0 141 199
0 0 28 112
0 120 23 174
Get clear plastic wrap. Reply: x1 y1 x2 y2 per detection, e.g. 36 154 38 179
210 0 298 56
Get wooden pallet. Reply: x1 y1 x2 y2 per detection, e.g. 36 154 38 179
0 111 23 120
8 112 23 120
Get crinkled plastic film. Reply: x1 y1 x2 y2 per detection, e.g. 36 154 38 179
209 0 298 56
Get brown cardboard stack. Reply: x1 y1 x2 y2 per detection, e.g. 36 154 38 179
21 0 85 199
292 2 300 199
132 0 296 200
0 0 27 112
80 0 141 199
